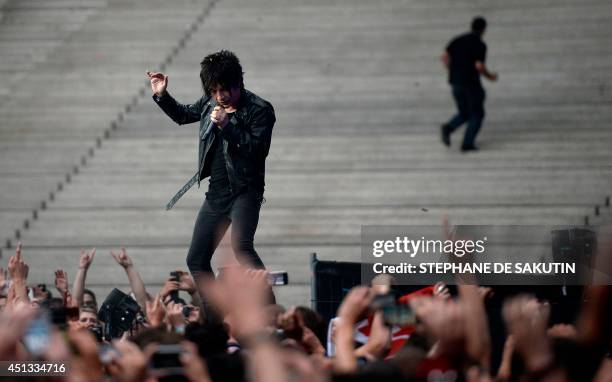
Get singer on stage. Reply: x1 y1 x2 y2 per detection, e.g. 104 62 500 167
147 50 275 287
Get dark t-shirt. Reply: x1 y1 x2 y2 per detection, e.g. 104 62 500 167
206 128 234 208
446 32 487 87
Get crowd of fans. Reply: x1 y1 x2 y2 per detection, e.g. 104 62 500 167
0 240 610 382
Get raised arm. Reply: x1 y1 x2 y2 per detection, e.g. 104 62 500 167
7 243 29 303
334 286 374 374
146 71 208 125
72 248 95 307
457 283 491 370
110 248 149 310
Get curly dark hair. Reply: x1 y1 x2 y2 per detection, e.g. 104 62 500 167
200 50 244 96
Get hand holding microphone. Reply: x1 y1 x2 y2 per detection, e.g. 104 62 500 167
210 106 229 129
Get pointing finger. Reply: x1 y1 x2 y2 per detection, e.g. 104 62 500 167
16 242 22 260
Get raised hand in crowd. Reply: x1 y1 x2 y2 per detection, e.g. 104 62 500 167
67 330 105 381
7 242 29 303
203 267 288 382
280 347 330 382
410 296 465 350
107 339 154 382
0 302 36 359
277 307 326 357
175 269 197 295
334 286 374 373
503 295 555 377
110 248 149 309
353 311 391 362
8 242 29 281
166 301 186 330
73 248 95 307
178 270 205 315
78 247 96 270
110 247 132 269
433 281 451 300
159 276 180 299
145 293 166 328
54 269 69 296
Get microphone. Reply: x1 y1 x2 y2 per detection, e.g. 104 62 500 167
201 116 217 140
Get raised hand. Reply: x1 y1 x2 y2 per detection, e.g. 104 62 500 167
146 71 168 97
210 105 229 129
110 248 133 269
78 248 96 270
502 295 549 346
66 330 104 381
0 303 37 358
145 294 165 328
54 269 69 295
337 286 372 324
159 278 180 299
203 267 271 336
176 270 196 294
502 295 553 373
410 296 465 344
108 340 154 382
8 242 29 281
166 301 185 329
433 281 451 300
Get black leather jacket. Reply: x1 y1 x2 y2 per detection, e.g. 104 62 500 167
153 89 275 209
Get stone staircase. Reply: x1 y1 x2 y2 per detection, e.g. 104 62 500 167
1 0 611 307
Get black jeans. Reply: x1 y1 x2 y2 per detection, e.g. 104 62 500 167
186 190 265 279
445 84 486 148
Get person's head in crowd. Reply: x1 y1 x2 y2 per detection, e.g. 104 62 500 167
132 327 183 348
0 294 7 311
471 16 487 36
185 322 229 357
184 304 202 325
83 288 97 310
294 306 327 346
30 284 52 306
79 306 99 330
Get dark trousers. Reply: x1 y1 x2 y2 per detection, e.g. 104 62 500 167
445 84 486 148
186 191 265 279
